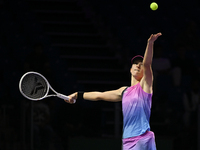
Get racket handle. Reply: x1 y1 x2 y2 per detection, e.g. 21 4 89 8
57 93 76 103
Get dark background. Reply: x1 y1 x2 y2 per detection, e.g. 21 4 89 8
1 0 200 149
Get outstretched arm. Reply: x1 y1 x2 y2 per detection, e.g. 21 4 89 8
141 33 162 93
65 86 127 104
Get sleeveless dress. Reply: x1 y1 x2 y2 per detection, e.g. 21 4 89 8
122 82 156 150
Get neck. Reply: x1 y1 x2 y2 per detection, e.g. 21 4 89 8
131 76 140 86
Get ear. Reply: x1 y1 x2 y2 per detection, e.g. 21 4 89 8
130 66 132 73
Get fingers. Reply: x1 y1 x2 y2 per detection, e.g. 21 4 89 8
154 32 162 38
64 99 74 104
64 92 77 104
64 96 75 104
64 99 70 103
148 32 162 42
156 32 162 37
152 33 162 38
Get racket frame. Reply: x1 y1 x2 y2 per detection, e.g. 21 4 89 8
19 71 70 101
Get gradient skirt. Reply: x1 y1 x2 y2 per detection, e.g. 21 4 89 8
122 131 156 150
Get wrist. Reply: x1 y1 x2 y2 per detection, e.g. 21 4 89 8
147 41 154 45
77 91 84 100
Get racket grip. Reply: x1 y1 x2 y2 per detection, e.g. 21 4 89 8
57 93 76 103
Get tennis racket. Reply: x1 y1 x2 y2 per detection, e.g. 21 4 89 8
19 71 76 103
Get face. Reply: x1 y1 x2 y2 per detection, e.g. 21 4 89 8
130 60 144 79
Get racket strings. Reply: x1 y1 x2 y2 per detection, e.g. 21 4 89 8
21 74 48 99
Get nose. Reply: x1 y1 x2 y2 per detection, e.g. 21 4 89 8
136 63 140 68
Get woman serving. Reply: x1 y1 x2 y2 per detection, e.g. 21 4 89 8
65 33 162 150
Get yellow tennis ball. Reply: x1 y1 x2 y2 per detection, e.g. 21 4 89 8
150 2 158 11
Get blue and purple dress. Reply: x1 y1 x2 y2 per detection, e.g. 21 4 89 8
122 82 156 150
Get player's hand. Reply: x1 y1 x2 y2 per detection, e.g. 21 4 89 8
65 92 77 104
148 32 162 43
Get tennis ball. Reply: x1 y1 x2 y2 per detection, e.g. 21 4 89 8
150 2 158 11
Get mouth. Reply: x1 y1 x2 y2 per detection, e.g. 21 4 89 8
134 69 140 72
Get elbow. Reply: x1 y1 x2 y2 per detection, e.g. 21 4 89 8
94 92 103 101
95 92 107 101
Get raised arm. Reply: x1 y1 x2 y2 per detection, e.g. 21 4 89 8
65 86 127 104
141 33 162 93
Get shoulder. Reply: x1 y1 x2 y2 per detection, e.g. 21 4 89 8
117 86 128 95
118 86 128 91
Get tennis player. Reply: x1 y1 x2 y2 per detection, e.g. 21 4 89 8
65 33 162 150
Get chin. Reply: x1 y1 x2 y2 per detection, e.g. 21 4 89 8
132 74 139 78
